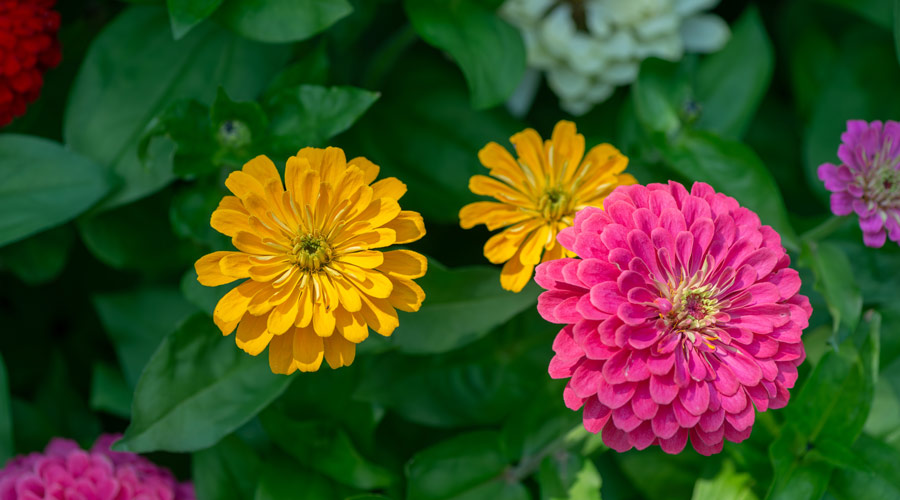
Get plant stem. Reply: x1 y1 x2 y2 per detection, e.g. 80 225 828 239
800 215 849 243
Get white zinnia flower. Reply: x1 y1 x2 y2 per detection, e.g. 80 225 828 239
502 0 730 115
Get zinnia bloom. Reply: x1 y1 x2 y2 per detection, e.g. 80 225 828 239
195 147 427 374
817 120 900 248
501 0 729 115
0 434 194 499
535 181 811 455
460 120 635 292
0 0 61 127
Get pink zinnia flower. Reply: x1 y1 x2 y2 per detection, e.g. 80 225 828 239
535 181 811 455
0 434 195 500
817 120 900 248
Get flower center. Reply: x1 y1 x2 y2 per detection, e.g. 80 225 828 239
291 234 333 271
538 187 571 222
665 284 721 342
860 138 900 207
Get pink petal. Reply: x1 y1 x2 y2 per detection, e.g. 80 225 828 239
649 373 678 405
577 258 619 286
601 420 633 452
672 398 701 427
612 404 643 432
590 282 625 314
651 404 679 439
628 421 657 450
690 431 724 455
679 380 710 415
582 397 612 433
597 379 635 409
724 403 755 431
602 350 630 385
699 407 725 433
658 427 688 454
631 383 659 420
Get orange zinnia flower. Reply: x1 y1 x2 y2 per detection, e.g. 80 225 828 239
460 120 634 292
195 147 427 374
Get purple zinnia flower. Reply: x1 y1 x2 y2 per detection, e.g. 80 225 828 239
818 120 900 248
0 434 195 500
535 181 811 455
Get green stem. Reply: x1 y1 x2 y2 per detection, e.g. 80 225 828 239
800 215 849 243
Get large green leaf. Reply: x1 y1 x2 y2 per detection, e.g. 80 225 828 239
829 435 900 500
0 353 12 464
391 262 539 354
0 134 111 247
539 454 602 500
661 130 798 249
64 6 289 211
818 0 894 29
89 363 133 419
260 409 393 489
767 312 881 500
405 0 526 109
263 85 379 157
695 7 774 139
406 431 528 500
216 0 352 43
93 288 198 387
193 434 261 500
115 314 293 453
254 456 335 500
167 0 224 39
801 241 862 334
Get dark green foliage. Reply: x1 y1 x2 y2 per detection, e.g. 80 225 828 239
1 1 899 499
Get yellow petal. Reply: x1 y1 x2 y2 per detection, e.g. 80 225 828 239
220 253 255 278
334 227 397 251
459 201 530 231
296 147 346 184
333 262 393 299
519 224 550 266
312 301 336 337
469 175 530 206
267 286 301 335
335 309 368 343
213 280 267 334
323 334 356 369
381 211 425 244
235 313 273 355
378 250 427 279
348 156 380 184
550 120 585 184
387 276 425 313
224 170 266 202
211 207 252 238
350 197 401 229
332 276 363 312
268 332 296 375
509 128 547 184
232 231 278 255
500 246 535 293
478 142 530 191
483 219 542 264
371 177 407 201
196 251 240 286
242 155 282 189
338 250 384 269
295 287 314 328
292 326 325 372
358 294 399 336
284 156 311 200
249 261 292 282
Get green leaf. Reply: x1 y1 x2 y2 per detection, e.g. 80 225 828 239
864 358 900 444
0 353 12 464
216 0 352 43
695 7 774 139
818 0 894 29
65 6 289 211
661 130 798 249
767 312 881 500
355 351 532 428
138 99 218 178
78 192 196 273
406 431 528 500
391 262 539 354
263 85 379 156
692 460 758 500
89 363 133 419
115 314 293 453
193 434 261 500
540 454 602 500
829 434 900 500
170 183 231 247
632 58 690 137
346 51 523 223
0 134 111 247
0 225 73 285
167 0 224 39
263 43 330 97
801 241 863 333
211 88 269 167
405 0 526 108
254 456 335 500
93 288 198 387
566 459 603 500
260 409 393 489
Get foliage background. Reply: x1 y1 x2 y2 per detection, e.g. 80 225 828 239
1 0 900 499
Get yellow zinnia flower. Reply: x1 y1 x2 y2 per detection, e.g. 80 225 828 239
195 147 427 374
459 120 634 292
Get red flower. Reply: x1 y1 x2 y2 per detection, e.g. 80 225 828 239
535 181 811 455
0 0 61 127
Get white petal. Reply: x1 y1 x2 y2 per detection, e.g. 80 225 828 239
599 61 640 85
634 32 684 60
539 4 577 58
561 98 595 116
680 14 730 53
566 34 608 74
547 67 591 101
634 12 680 40
603 30 636 60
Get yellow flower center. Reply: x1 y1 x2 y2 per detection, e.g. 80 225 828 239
291 233 333 272
538 187 572 222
